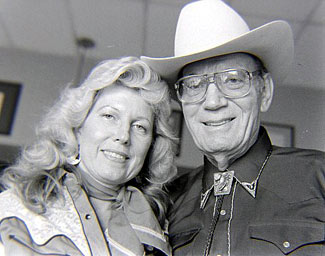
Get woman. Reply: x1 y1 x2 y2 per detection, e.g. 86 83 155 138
0 57 177 255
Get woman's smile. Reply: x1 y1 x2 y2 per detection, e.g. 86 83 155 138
101 149 129 163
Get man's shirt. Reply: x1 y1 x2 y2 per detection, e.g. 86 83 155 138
168 127 325 256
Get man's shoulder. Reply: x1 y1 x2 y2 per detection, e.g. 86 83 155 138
167 166 204 243
272 146 325 169
273 145 324 156
267 146 325 201
167 165 204 203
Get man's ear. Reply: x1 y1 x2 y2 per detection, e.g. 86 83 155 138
260 73 274 112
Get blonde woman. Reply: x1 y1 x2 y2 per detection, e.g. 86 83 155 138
0 57 177 256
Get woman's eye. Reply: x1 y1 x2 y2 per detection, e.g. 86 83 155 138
133 124 147 133
102 114 114 120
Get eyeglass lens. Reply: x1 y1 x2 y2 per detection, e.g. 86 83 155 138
177 69 252 103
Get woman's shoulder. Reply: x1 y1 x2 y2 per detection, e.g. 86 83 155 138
0 188 63 237
0 189 30 221
0 188 91 255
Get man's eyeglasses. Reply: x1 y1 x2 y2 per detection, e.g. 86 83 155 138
175 69 263 103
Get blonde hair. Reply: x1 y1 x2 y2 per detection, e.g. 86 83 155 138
1 57 177 225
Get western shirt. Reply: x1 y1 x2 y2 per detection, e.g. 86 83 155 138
0 173 171 256
168 127 325 256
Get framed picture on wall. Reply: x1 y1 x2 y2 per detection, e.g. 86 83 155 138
262 122 295 147
0 81 22 134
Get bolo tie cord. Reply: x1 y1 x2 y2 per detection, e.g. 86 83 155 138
203 195 224 256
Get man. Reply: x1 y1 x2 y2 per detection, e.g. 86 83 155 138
142 0 325 255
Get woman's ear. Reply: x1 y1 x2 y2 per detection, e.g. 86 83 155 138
260 73 274 112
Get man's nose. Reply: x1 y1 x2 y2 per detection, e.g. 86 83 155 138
202 83 228 110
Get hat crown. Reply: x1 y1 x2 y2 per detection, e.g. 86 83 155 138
175 0 250 57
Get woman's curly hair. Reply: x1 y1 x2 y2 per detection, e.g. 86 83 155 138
1 56 178 226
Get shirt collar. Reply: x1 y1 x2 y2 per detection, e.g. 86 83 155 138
203 127 272 195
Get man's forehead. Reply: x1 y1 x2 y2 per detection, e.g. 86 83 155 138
182 53 260 75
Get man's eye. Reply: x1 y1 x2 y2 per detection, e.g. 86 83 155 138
184 79 201 89
227 77 242 83
223 76 245 89
187 83 200 89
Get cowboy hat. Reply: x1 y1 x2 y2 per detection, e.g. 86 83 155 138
141 0 294 86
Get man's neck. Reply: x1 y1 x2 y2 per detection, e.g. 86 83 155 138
205 142 257 171
206 153 231 171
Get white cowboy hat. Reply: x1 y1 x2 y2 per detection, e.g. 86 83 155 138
141 0 294 86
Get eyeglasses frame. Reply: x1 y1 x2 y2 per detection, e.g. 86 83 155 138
175 69 264 104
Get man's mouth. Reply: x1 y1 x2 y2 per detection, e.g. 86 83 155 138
203 118 235 127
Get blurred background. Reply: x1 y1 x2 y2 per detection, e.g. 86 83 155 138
0 0 324 168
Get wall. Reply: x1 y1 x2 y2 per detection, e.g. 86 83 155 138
262 86 325 151
0 48 324 167
0 47 97 162
0 47 76 146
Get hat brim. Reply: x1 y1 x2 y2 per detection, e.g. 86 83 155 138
141 21 293 87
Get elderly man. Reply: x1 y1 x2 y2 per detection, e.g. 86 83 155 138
142 0 325 255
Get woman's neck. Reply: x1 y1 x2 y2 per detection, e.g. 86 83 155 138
74 167 124 231
76 165 122 200
88 196 114 230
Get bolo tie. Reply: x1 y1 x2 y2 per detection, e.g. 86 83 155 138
200 149 273 256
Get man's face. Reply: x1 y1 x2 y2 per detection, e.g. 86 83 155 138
181 53 270 161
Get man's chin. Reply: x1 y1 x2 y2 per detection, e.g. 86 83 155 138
198 141 234 154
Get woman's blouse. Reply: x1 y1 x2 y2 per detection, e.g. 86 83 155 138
0 173 171 255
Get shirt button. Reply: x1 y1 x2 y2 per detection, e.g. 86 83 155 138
283 241 290 248
85 214 91 220
220 209 226 216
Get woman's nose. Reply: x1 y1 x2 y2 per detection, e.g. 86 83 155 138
202 83 228 110
113 125 130 145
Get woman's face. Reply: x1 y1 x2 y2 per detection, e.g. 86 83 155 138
77 84 154 188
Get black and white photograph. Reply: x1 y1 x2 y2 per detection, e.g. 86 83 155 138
0 1 324 255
